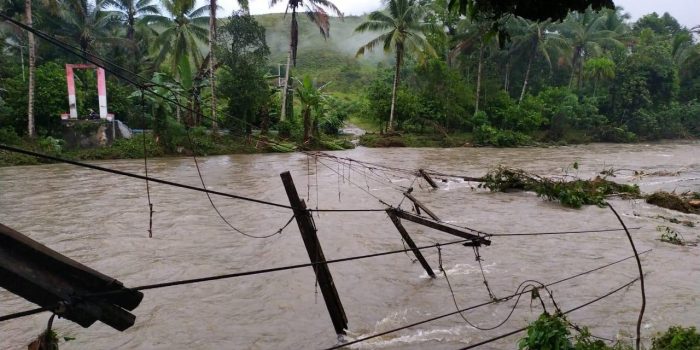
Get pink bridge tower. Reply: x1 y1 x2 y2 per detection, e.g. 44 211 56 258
62 64 113 121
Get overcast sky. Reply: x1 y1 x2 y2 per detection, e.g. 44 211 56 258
218 0 699 28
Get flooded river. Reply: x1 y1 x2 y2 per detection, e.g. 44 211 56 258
1 142 699 349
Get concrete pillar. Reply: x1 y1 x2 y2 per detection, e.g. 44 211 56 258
96 68 108 119
66 65 78 119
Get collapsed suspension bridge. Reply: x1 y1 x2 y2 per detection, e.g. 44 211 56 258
1 143 649 349
0 12 649 349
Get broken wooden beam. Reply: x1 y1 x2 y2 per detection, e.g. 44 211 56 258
0 223 143 331
386 210 436 278
403 192 441 221
280 171 348 335
388 209 491 246
419 169 439 189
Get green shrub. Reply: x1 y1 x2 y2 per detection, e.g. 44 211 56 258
519 313 633 350
519 313 573 349
188 127 216 155
156 117 188 152
596 126 638 143
276 119 302 140
0 127 22 145
474 125 532 147
652 326 700 350
37 136 63 154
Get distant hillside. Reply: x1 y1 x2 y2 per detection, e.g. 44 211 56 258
253 14 380 62
252 13 391 91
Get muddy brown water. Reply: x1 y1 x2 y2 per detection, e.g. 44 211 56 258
1 142 699 349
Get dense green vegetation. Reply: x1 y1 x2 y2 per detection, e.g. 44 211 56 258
0 0 699 165
519 312 700 349
479 166 641 208
519 313 633 350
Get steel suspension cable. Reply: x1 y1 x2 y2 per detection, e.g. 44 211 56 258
323 250 651 350
456 277 640 350
0 144 293 209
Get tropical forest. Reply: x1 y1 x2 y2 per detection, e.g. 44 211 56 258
0 0 699 163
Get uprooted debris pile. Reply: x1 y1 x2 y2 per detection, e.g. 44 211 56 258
646 191 700 214
478 167 641 208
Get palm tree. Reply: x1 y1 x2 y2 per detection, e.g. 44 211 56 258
208 0 217 127
449 18 493 116
106 0 160 74
108 0 160 41
56 0 121 53
509 18 567 103
294 75 329 143
558 9 622 89
584 56 615 95
206 1 248 129
270 0 343 121
147 0 209 91
355 0 436 132
24 0 35 137
600 7 632 47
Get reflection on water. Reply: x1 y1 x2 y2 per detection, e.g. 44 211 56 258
1 142 699 349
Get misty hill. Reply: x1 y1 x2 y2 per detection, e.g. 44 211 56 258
252 13 391 91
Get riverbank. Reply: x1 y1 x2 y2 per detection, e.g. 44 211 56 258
0 132 357 167
1 125 697 167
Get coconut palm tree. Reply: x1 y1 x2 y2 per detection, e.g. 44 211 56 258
508 18 567 103
558 9 622 89
146 0 209 90
270 0 343 120
2 0 35 136
449 18 493 116
105 0 160 74
355 0 436 132
107 0 160 41
55 0 121 53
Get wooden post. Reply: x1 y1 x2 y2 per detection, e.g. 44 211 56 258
280 171 348 335
403 192 440 221
387 210 435 278
0 223 142 331
390 209 491 246
419 169 439 189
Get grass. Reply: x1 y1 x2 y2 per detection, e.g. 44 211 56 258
346 115 380 133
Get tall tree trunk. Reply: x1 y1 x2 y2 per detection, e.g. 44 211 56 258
25 0 35 138
127 13 135 41
569 49 578 89
388 47 402 133
209 0 217 129
128 12 139 76
519 49 535 104
577 56 585 89
504 59 510 93
281 9 298 122
280 49 291 121
302 108 311 143
593 77 598 96
474 40 484 116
